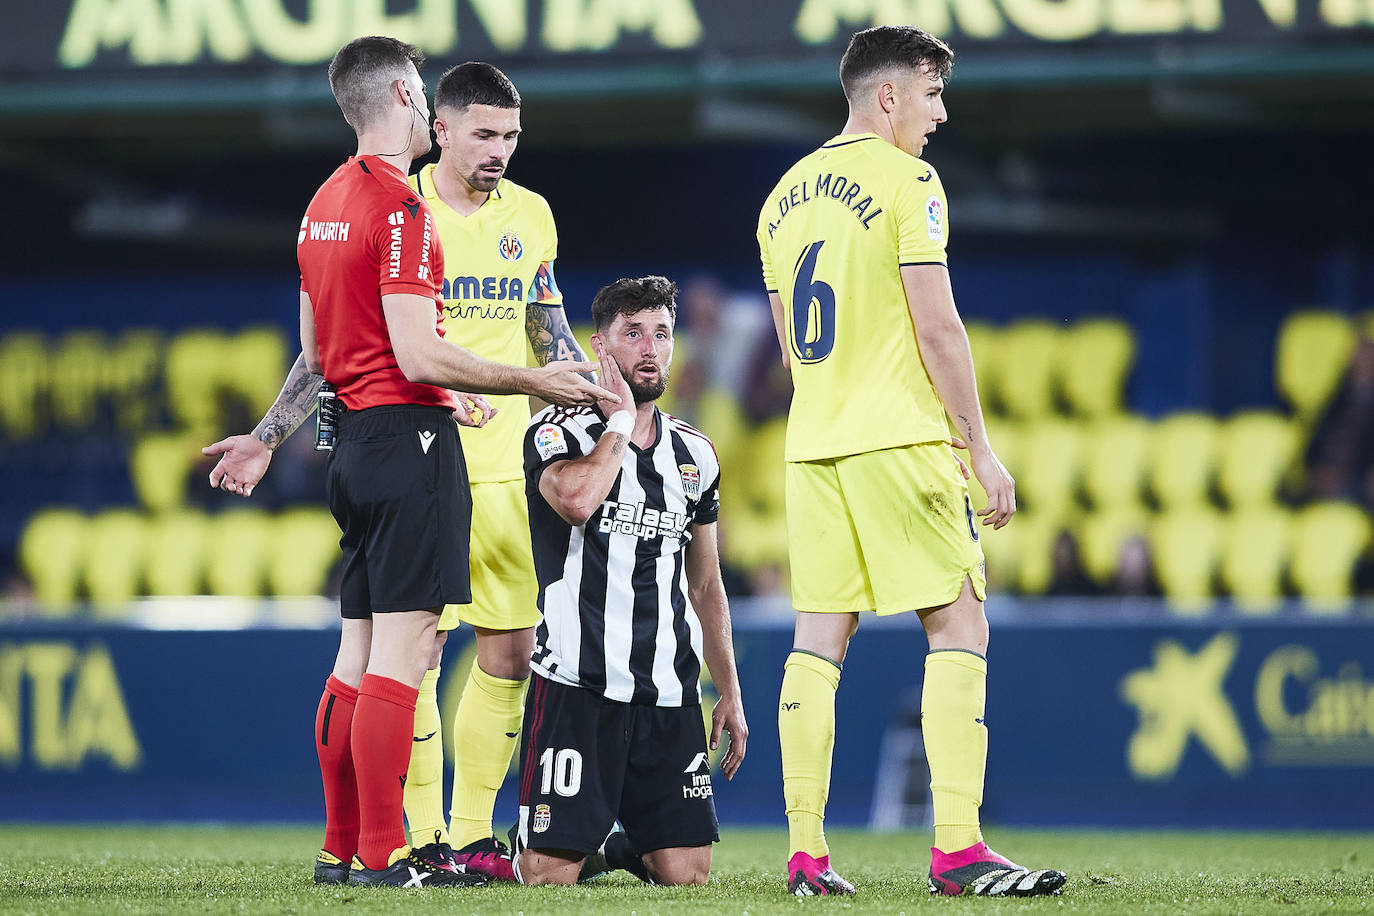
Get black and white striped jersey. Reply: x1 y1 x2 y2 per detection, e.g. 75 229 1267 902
523 405 721 707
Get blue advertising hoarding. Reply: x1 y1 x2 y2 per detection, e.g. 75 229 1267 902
1 613 1371 827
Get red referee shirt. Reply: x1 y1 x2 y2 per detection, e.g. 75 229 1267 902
297 155 457 411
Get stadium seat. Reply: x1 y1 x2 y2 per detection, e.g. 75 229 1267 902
109 328 164 434
227 326 289 417
1289 501 1372 612
995 319 1061 419
1076 507 1148 588
144 509 210 596
83 509 148 614
1149 509 1223 613
267 508 340 596
697 391 748 503
130 433 200 512
49 330 108 432
1014 418 1082 520
1081 413 1151 511
963 321 1001 416
205 509 273 596
1275 310 1355 423
1219 508 1291 614
742 416 788 517
164 328 231 431
1216 410 1299 509
0 332 48 439
18 508 88 613
1147 412 1220 511
1059 318 1135 418
1010 512 1062 596
975 516 1019 594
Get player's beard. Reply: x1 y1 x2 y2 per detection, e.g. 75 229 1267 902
466 164 503 192
630 367 669 404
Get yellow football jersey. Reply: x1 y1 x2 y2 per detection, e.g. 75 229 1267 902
411 164 562 482
757 133 952 462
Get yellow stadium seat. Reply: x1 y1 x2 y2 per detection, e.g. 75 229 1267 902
1216 410 1299 510
963 321 1002 417
1081 413 1150 511
165 328 231 431
49 330 109 432
1059 318 1136 418
268 508 341 596
1011 512 1062 596
1148 412 1219 511
1276 310 1355 422
205 509 273 596
227 326 289 416
1076 507 1148 588
1014 418 1082 521
742 416 788 517
996 319 1061 420
0 332 48 439
109 329 164 434
975 517 1019 594
18 508 88 613
145 509 210 596
1290 501 1372 612
83 510 148 614
1149 509 1223 614
130 433 201 512
697 391 749 513
1219 508 1291 614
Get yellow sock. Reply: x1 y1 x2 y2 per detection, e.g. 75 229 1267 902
403 667 449 848
779 650 841 859
923 649 988 853
449 664 527 849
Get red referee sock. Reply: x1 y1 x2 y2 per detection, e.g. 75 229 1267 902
315 676 359 863
352 673 419 870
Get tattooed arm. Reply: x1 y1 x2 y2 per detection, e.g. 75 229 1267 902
202 351 323 497
526 301 597 382
901 263 1015 529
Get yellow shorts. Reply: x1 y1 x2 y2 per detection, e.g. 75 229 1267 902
786 442 986 615
438 479 541 632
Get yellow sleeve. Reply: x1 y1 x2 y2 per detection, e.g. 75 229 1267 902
757 208 777 292
539 195 559 264
895 164 949 266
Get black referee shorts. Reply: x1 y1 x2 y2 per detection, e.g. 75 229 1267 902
327 404 471 618
515 674 719 857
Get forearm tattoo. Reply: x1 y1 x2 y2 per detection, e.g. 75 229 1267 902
254 355 325 451
957 413 976 445
527 304 595 381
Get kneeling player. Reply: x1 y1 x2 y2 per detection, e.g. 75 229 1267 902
512 276 748 885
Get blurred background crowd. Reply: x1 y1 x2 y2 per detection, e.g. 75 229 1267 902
2 1 1373 619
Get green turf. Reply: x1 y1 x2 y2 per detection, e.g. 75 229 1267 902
1 825 1371 915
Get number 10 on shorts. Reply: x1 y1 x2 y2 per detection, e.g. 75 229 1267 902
539 747 583 797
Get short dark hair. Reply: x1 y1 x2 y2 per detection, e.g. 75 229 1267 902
434 62 521 112
591 276 678 332
839 26 953 102
327 36 425 132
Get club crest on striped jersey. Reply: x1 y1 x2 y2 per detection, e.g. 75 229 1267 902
679 464 701 499
498 231 523 261
534 423 567 460
532 804 551 833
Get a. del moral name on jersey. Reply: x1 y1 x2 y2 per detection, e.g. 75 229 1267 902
597 498 690 541
764 171 885 238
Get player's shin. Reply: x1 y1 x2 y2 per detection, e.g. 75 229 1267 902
449 664 528 848
403 666 448 848
922 649 988 854
778 650 841 859
351 674 419 870
316 676 360 863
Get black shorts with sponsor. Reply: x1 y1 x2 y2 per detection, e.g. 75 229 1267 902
515 673 719 857
327 404 471 618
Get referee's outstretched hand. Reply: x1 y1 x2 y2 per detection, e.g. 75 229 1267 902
202 434 270 498
531 360 619 408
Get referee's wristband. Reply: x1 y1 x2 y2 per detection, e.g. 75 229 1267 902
605 411 634 437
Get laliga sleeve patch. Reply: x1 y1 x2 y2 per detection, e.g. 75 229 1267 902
926 195 945 241
535 423 568 460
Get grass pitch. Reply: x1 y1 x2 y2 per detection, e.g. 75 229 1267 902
2 825 1371 915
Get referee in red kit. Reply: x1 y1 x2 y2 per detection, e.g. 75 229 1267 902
267 36 611 889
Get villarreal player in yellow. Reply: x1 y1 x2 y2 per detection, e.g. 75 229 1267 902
396 62 593 880
756 27 1065 898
